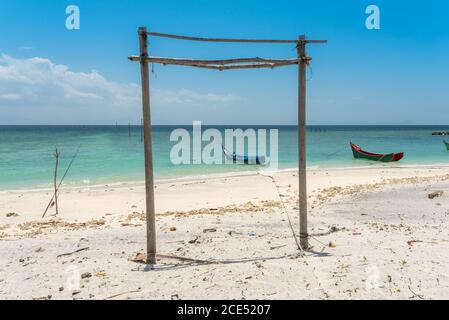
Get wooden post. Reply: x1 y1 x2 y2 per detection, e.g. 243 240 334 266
138 27 157 264
297 35 308 249
54 148 60 216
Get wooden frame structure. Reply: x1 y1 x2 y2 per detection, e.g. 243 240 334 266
129 27 326 264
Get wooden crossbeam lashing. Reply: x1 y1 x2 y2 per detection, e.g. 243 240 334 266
129 27 326 263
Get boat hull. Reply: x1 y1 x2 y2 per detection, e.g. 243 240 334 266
222 146 266 165
350 143 404 162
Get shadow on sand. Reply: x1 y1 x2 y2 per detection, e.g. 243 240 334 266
131 249 332 272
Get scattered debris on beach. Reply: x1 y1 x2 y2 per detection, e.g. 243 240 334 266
315 174 449 205
130 252 147 264
16 219 106 238
428 191 443 199
6 212 19 217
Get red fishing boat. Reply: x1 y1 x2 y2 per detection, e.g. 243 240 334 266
350 142 404 162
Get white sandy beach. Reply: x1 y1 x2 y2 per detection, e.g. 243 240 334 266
1 164 449 299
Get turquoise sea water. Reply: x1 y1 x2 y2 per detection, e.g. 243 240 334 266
1 125 449 190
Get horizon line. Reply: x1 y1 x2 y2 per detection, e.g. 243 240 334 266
1 124 449 127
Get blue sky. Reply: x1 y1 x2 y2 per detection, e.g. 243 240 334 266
0 0 448 125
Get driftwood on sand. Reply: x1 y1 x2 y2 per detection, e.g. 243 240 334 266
56 247 89 259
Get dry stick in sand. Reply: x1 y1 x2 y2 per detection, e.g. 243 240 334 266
104 289 142 300
42 146 80 218
157 254 216 264
311 226 341 237
408 285 424 300
56 246 89 259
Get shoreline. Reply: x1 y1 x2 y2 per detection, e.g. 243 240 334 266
1 163 449 222
2 162 449 194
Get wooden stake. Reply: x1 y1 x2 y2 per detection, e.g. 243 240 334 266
297 35 308 249
138 27 157 264
54 148 60 216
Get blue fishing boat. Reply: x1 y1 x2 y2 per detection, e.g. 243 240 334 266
222 146 266 165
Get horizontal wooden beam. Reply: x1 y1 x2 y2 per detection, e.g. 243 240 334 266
149 56 300 65
186 61 298 70
145 31 327 44
128 55 300 70
300 39 328 44
129 56 299 65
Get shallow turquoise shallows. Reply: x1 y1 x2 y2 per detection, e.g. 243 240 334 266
1 125 448 190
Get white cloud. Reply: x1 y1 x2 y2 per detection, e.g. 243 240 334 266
153 88 236 106
0 93 21 100
0 54 237 124
0 54 140 110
